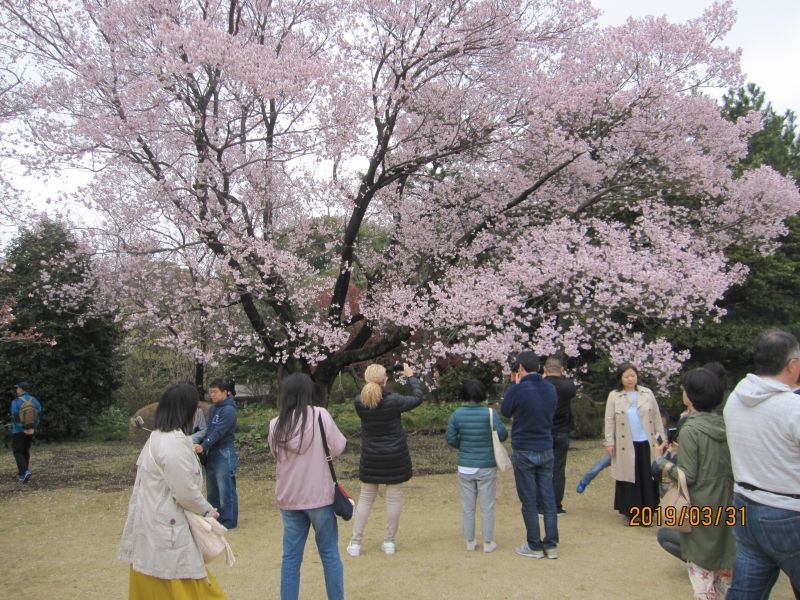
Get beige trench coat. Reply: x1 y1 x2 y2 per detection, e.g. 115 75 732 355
604 386 665 483
118 429 214 580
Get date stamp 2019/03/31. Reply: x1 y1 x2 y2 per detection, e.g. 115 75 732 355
628 505 746 527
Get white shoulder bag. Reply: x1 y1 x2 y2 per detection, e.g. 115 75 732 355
148 441 235 565
489 408 512 472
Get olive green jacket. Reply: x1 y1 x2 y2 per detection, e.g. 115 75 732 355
661 413 736 571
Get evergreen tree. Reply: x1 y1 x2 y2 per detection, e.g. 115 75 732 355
672 84 800 382
0 219 123 438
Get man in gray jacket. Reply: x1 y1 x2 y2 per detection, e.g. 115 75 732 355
724 329 800 598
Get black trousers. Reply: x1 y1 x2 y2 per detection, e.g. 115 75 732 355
11 432 33 475
552 432 570 510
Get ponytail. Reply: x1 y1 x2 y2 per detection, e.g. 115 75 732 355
361 364 387 409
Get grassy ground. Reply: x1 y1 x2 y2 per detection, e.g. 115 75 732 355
0 436 794 599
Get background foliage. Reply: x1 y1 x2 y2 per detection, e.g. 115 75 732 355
0 220 123 439
664 83 800 394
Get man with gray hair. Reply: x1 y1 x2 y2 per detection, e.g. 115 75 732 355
724 328 800 598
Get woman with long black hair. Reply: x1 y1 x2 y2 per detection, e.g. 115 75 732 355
268 373 346 600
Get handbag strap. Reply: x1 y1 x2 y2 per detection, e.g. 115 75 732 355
488 406 494 429
148 440 164 477
669 464 690 497
317 412 338 484
677 467 689 496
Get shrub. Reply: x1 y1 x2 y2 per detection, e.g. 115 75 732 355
84 406 131 442
435 362 503 402
571 392 605 439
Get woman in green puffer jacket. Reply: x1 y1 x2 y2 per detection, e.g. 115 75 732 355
446 379 508 553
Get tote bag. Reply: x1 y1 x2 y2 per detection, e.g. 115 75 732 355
659 465 692 533
148 442 236 565
489 408 512 472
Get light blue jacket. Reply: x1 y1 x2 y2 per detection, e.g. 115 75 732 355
446 404 508 468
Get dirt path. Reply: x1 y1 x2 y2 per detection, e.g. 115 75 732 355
0 439 794 599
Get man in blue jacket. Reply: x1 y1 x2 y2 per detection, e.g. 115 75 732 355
194 378 238 529
501 352 558 559
10 381 42 483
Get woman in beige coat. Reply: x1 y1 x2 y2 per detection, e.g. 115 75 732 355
119 383 228 599
604 363 665 520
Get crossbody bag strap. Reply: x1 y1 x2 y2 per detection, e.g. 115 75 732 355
148 440 165 478
317 412 338 483
488 406 493 428
148 435 212 518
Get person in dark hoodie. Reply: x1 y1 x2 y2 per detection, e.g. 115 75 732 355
194 377 238 529
653 367 736 599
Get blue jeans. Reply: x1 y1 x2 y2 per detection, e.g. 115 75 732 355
280 506 344 600
580 453 611 486
206 445 238 529
512 448 558 550
727 494 800 599
552 433 569 510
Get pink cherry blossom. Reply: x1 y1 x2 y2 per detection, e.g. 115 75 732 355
0 0 797 388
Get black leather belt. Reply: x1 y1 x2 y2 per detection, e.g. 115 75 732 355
738 481 800 500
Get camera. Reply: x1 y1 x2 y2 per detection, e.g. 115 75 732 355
390 363 404 373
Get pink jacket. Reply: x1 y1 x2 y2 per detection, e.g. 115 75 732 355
268 406 347 510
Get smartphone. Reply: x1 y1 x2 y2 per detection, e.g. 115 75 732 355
668 427 678 444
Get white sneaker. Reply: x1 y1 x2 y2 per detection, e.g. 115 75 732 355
381 541 396 555
346 542 360 557
466 539 477 551
483 541 497 553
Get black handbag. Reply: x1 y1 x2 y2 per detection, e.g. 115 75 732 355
318 414 354 520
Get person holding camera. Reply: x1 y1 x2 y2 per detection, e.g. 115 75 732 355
652 367 736 599
501 351 559 559
346 363 424 557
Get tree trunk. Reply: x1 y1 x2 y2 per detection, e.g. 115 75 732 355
195 362 204 389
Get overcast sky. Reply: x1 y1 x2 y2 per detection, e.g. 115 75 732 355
591 0 800 114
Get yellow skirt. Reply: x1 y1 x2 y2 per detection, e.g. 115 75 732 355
129 565 228 600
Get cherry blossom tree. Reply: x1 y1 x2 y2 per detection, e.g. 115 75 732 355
1 0 798 388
